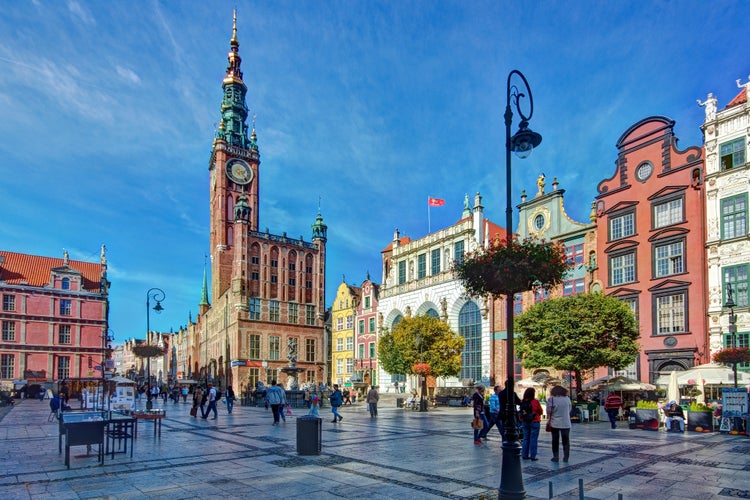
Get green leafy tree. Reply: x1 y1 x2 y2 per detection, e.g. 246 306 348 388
515 293 640 393
378 315 464 378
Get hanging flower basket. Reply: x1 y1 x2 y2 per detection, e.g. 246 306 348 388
713 347 750 365
454 237 569 296
132 345 167 358
412 363 432 377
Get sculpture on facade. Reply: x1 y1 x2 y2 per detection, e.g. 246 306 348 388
697 93 717 122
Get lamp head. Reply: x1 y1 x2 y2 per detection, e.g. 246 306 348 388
511 121 542 159
724 284 736 310
153 301 164 314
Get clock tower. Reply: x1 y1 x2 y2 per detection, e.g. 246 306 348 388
209 11 260 299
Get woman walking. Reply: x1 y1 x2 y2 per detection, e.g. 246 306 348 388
520 388 544 461
547 385 572 462
472 385 489 445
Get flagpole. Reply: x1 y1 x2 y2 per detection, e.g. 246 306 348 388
427 197 431 234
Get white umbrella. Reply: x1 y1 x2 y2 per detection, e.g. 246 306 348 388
676 363 750 386
695 370 705 405
667 370 680 404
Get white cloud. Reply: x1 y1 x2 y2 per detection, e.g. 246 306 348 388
116 65 141 85
67 0 95 26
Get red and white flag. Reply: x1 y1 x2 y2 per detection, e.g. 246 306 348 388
428 197 445 207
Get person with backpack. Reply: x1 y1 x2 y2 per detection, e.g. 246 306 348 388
520 387 544 461
265 380 287 425
329 384 344 423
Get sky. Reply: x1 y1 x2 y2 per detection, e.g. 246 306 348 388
1 1 749 345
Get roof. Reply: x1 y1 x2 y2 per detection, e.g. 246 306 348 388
725 89 747 109
381 236 412 253
0 250 104 293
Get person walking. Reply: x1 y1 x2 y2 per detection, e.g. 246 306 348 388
520 388 544 461
472 385 489 445
265 380 286 425
191 386 203 418
366 386 379 418
604 392 624 429
329 384 344 422
547 385 572 462
226 386 236 414
202 384 219 420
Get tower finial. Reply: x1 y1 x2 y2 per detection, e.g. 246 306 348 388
200 254 210 307
231 9 238 45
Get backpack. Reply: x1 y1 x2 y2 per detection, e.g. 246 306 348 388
520 400 534 423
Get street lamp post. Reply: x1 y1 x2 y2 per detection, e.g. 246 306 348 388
415 334 427 412
146 288 165 411
724 284 738 389
500 70 542 500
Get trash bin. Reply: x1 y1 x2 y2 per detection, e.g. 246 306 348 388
296 416 322 455
396 398 404 408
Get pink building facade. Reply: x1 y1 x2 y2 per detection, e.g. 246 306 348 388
0 248 110 390
354 275 379 387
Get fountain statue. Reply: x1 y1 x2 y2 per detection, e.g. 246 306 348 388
279 339 304 390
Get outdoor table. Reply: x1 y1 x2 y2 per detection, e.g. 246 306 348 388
60 412 108 468
132 409 165 438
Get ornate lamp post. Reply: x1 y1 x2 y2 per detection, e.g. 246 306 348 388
415 334 428 412
146 288 165 410
500 70 542 499
724 284 739 389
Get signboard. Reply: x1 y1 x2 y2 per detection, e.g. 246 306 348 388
721 388 749 418
231 360 264 367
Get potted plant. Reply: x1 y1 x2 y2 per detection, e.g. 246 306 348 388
713 347 750 365
633 400 659 431
686 402 713 433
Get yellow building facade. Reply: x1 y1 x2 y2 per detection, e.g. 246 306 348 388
331 278 360 386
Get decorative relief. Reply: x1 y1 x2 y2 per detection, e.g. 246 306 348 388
708 177 716 187
708 218 719 239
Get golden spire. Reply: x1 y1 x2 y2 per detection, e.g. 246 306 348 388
224 9 243 85
231 9 238 47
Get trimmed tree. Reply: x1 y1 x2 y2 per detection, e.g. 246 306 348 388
515 292 640 394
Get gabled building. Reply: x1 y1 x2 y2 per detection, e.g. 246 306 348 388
355 274 379 387
331 277 360 386
0 247 110 390
595 116 706 383
702 80 750 370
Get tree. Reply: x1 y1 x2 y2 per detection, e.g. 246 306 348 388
515 293 640 393
378 315 464 378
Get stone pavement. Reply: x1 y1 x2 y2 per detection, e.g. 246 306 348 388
1 397 749 499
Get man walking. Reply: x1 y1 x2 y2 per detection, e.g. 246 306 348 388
202 383 218 420
265 380 286 425
329 384 344 422
366 385 380 418
604 392 624 429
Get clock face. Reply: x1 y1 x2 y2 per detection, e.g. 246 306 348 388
225 158 253 185
636 162 653 182
534 214 545 230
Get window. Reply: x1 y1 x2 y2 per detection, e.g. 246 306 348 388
417 253 426 279
306 370 315 383
720 138 746 170
2 294 14 311
346 336 353 350
57 356 70 380
454 240 465 266
61 277 70 290
247 368 260 387
336 358 343 375
562 278 585 296
398 261 406 285
654 240 684 277
721 194 747 239
0 354 14 379
431 248 441 275
271 259 278 268
369 342 376 358
305 339 316 362
655 292 686 334
610 252 636 285
369 317 375 333
336 338 344 352
59 299 72 316
248 298 261 320
58 325 71 344
251 256 260 265
565 244 584 265
610 212 635 240
346 315 353 329
358 320 365 334
621 296 639 322
336 317 343 331
306 305 316 325
458 301 482 381
723 265 749 307
723 332 749 369
289 277 296 286
289 262 296 271
534 288 550 303
306 265 313 274
346 358 354 374
364 296 371 308
514 293 523 315
306 280 312 289
269 301 280 322
288 303 298 324
358 344 365 359
251 272 259 281
248 334 260 359
269 336 280 360
654 198 683 228
270 275 278 283
2 321 15 341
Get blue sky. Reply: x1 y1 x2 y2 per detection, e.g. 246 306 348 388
1 1 749 345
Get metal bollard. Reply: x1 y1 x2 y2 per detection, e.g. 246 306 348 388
579 478 584 500
548 481 553 499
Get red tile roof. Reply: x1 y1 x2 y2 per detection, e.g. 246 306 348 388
0 250 104 292
381 237 412 253
725 89 747 109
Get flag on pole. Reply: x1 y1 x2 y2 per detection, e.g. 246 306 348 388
428 197 445 207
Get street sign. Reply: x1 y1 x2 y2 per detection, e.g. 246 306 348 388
94 366 102 371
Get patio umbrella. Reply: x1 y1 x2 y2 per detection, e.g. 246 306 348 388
667 370 680 404
695 370 705 405
603 376 655 392
676 363 750 386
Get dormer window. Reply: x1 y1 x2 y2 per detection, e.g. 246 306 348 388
61 278 70 290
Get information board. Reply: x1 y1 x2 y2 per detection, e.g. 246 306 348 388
722 388 749 418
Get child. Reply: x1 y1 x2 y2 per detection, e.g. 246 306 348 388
308 395 320 417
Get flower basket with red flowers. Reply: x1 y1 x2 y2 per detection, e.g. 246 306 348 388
454 236 569 296
132 345 167 358
412 363 432 377
713 347 750 365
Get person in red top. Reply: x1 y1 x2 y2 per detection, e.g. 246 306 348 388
520 388 544 460
604 392 624 429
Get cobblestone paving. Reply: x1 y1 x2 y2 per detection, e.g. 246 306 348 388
0 398 748 499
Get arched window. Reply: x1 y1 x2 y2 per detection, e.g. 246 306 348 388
459 301 482 381
392 314 403 327
61 278 70 290
425 308 439 318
